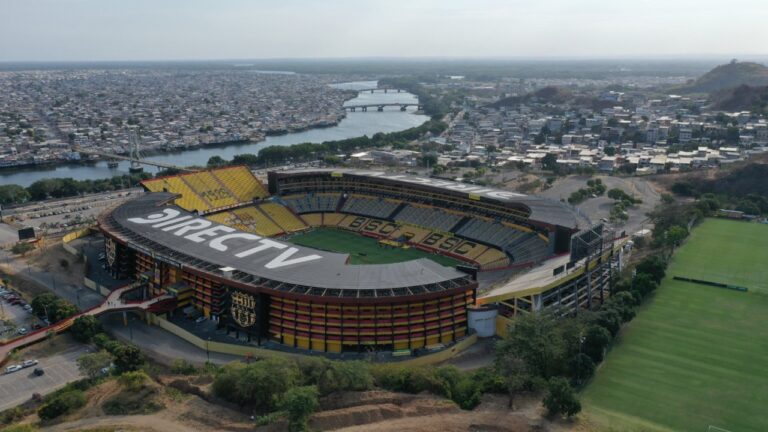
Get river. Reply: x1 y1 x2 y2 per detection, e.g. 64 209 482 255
0 81 428 187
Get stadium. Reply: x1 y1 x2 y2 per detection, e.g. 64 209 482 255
98 167 624 355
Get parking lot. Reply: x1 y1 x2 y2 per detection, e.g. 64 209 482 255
1 288 40 342
0 345 87 412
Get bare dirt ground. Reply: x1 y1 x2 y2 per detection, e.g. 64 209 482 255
538 174 660 234
10 376 593 432
29 243 86 288
29 380 593 432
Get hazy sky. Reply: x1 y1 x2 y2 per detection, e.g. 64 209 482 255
1 0 766 61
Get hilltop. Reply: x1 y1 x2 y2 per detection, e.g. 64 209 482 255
711 84 768 114
675 61 768 94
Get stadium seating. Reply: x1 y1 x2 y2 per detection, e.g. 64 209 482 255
447 241 489 260
301 213 322 227
393 204 463 232
211 167 269 202
181 171 239 208
164 177 209 212
456 218 528 250
206 207 283 237
474 248 511 268
322 213 345 226
389 225 432 243
258 203 307 233
283 193 340 214
337 214 369 231
341 195 401 219
142 167 268 213
507 234 550 263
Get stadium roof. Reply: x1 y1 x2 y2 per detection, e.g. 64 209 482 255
106 193 469 293
271 169 584 229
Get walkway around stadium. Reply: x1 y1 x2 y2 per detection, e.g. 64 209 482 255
0 284 172 366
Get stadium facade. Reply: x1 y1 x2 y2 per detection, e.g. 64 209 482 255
99 167 610 354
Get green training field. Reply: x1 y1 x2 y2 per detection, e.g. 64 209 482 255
582 218 768 432
289 228 462 267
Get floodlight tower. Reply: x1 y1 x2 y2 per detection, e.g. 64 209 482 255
128 128 144 174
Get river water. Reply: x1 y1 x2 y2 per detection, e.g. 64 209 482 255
0 81 428 187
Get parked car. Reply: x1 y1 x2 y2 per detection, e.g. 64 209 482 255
17 327 28 335
195 316 206 324
21 359 38 368
33 368 44 377
4 365 22 374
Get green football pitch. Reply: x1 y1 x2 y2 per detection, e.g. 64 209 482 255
582 218 768 432
289 228 462 267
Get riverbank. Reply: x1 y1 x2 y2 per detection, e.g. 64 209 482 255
0 85 427 187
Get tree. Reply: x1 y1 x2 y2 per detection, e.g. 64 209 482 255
496 312 566 379
665 225 689 251
635 256 667 284
419 154 438 168
51 302 78 323
593 307 622 337
38 390 86 421
31 293 59 320
604 146 616 156
0 184 30 206
207 155 227 167
569 353 595 386
633 272 659 298
736 200 761 215
495 353 532 409
118 370 149 391
112 344 144 373
541 153 558 172
583 325 611 363
281 385 319 432
11 242 34 256
77 350 114 379
214 358 299 411
70 315 102 342
543 377 581 418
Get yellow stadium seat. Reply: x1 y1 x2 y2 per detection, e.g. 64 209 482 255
232 207 283 237
212 167 268 202
322 213 345 226
475 248 509 267
259 203 307 233
300 213 322 227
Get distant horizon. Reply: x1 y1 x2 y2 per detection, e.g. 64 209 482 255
1 55 767 65
1 0 765 63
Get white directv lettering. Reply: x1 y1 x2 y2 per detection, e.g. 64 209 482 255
486 191 525 199
152 215 193 228
235 239 287 258
209 233 262 252
185 225 235 243
127 208 180 224
125 208 325 269
265 248 323 269
160 219 212 235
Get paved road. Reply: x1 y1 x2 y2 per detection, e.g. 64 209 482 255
0 345 87 412
101 314 242 366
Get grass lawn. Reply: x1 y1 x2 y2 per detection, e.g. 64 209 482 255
582 218 768 432
290 228 462 267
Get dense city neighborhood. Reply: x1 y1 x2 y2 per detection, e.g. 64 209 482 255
0 69 355 168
